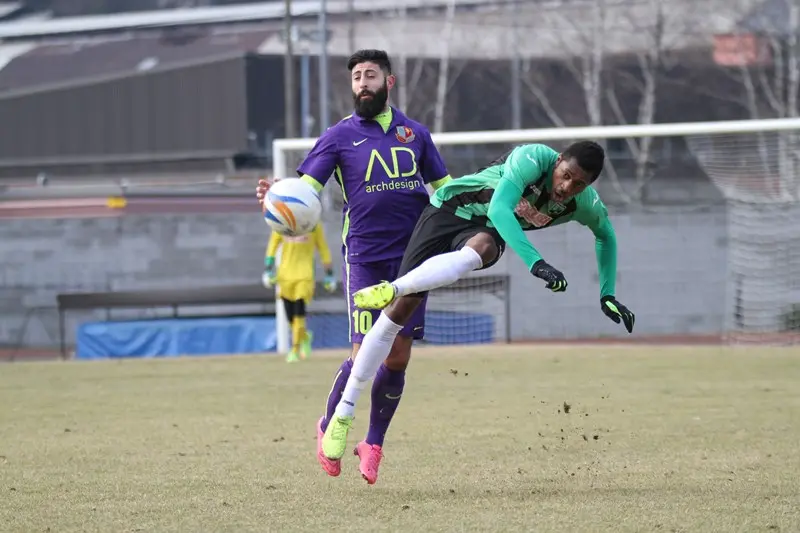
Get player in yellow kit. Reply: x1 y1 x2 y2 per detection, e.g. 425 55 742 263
263 224 337 363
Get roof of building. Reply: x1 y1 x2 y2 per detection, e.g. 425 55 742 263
0 0 492 40
0 0 765 95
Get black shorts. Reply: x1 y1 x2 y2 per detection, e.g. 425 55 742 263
281 298 306 321
397 204 506 278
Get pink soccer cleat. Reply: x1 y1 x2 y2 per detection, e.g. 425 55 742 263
316 417 341 477
354 441 383 485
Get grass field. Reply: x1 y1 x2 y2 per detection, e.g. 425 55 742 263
1 345 799 532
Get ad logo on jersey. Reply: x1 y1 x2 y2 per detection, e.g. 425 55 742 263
395 126 415 144
515 200 552 227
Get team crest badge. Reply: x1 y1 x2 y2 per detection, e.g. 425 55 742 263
395 126 415 143
548 202 566 215
515 200 553 228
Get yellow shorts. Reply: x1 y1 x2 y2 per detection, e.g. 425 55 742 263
278 280 315 304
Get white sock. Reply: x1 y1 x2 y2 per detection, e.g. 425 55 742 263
392 246 483 297
334 313 403 418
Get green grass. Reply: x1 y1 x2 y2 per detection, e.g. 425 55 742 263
1 345 800 532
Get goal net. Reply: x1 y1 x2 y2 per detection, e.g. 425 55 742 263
686 129 800 344
272 117 800 350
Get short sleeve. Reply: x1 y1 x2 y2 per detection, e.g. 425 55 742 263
501 144 559 191
296 129 339 187
419 129 449 184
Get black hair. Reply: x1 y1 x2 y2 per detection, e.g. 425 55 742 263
347 49 392 74
561 140 605 182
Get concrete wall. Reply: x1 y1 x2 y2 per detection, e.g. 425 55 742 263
0 212 269 348
0 203 730 349
488 210 729 340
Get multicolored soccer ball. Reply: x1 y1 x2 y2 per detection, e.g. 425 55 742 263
263 178 322 236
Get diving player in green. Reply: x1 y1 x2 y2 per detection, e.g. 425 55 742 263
320 140 636 462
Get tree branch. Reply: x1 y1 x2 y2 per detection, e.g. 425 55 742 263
521 60 566 128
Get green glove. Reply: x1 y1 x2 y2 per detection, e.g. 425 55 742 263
262 257 277 288
600 296 635 333
323 269 337 293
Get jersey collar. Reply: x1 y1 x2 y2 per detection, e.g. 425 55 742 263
354 107 406 134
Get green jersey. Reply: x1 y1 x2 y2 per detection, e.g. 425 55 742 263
430 143 617 298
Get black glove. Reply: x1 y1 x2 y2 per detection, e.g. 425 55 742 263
530 260 568 292
601 296 635 333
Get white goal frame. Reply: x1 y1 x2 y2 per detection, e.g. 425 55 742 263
272 117 800 352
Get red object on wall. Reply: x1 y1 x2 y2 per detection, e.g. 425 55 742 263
713 34 772 66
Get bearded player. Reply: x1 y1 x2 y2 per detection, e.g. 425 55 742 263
256 49 451 484
319 141 637 462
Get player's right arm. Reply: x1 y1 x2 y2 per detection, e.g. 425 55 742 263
263 232 282 288
486 145 567 291
296 129 340 195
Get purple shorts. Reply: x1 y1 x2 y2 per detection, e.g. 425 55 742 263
344 258 427 343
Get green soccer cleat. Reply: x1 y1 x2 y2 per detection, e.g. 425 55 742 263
286 349 300 364
321 414 354 460
353 281 396 310
300 330 313 360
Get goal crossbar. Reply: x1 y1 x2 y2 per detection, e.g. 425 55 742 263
272 117 800 179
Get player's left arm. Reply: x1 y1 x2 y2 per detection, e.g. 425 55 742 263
578 190 635 333
419 129 452 191
311 224 337 292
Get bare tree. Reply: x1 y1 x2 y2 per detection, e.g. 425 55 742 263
605 0 667 203
520 0 636 203
390 4 429 113
433 0 458 132
519 0 671 205
732 1 800 200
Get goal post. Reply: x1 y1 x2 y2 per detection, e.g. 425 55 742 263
272 117 800 350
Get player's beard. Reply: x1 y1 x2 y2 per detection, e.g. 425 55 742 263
353 81 389 119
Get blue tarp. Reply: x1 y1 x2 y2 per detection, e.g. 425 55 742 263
75 311 495 360
76 317 279 360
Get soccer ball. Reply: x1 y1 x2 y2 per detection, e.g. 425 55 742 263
262 178 322 236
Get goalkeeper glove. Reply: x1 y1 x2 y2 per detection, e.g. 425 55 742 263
601 296 635 333
262 257 277 288
323 268 337 293
531 260 568 292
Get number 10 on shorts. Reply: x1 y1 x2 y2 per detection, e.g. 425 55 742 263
352 310 373 334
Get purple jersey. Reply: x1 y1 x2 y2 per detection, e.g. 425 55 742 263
297 108 449 264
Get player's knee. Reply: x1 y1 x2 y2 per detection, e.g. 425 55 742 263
385 335 412 371
385 295 422 325
465 233 499 266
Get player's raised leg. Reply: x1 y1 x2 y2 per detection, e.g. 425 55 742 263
355 231 500 311
326 228 503 460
